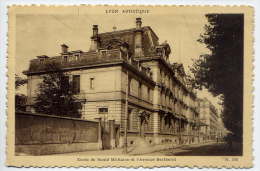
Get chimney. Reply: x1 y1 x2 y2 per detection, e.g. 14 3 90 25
89 25 100 51
61 44 69 53
134 18 143 57
93 25 98 37
136 18 142 29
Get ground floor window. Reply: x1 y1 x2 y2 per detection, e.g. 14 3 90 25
98 107 108 114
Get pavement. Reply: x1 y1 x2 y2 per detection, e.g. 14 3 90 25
144 141 242 156
51 140 219 156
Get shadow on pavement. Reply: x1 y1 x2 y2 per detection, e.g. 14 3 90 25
171 142 242 156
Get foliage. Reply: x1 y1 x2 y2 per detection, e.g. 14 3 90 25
15 75 28 111
190 14 244 141
33 63 82 118
15 94 27 111
15 74 27 89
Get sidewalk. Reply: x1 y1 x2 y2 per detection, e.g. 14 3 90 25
52 140 217 156
128 140 217 156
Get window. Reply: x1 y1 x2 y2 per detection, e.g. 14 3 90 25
160 91 163 105
144 116 150 131
39 58 45 64
98 107 108 114
138 82 142 98
74 54 80 61
128 78 132 94
160 115 165 131
161 71 164 83
90 77 94 89
164 73 167 84
164 94 167 105
147 88 150 101
72 75 80 94
63 55 68 62
160 69 162 82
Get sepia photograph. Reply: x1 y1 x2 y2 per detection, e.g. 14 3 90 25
7 6 253 167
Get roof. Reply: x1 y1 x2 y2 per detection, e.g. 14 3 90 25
25 49 123 74
24 24 168 84
98 26 159 40
98 26 160 57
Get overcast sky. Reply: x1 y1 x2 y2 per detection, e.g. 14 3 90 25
15 9 222 112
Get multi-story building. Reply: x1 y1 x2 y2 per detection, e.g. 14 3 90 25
198 98 219 141
24 18 201 149
216 113 227 141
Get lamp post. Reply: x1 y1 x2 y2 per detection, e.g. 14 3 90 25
123 70 129 154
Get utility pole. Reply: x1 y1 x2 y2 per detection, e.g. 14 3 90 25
179 117 181 145
123 70 129 154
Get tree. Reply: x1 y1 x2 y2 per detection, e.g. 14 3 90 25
15 74 27 111
15 74 28 89
33 63 82 118
190 14 244 143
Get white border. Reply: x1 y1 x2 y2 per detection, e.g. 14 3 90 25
0 0 259 171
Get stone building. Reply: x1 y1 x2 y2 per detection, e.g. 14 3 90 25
198 98 219 141
216 113 227 141
24 18 201 149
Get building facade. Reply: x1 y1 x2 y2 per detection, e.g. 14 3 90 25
198 98 220 141
25 18 206 149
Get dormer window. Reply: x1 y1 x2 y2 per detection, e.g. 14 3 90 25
74 54 80 61
39 58 44 64
63 55 68 62
37 55 49 64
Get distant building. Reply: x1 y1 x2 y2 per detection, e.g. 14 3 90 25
24 18 203 148
198 98 220 141
216 113 227 140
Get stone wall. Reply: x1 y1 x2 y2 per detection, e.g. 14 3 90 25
15 111 101 155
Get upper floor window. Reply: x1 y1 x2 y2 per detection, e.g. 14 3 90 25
165 74 168 85
147 88 150 101
161 71 164 83
160 91 163 104
90 77 95 89
128 78 131 94
72 75 80 94
138 82 142 99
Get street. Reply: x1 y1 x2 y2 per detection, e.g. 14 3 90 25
145 142 242 156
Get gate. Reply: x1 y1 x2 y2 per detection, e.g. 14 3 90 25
101 120 120 149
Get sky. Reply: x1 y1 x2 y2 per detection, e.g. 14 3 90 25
15 8 222 112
